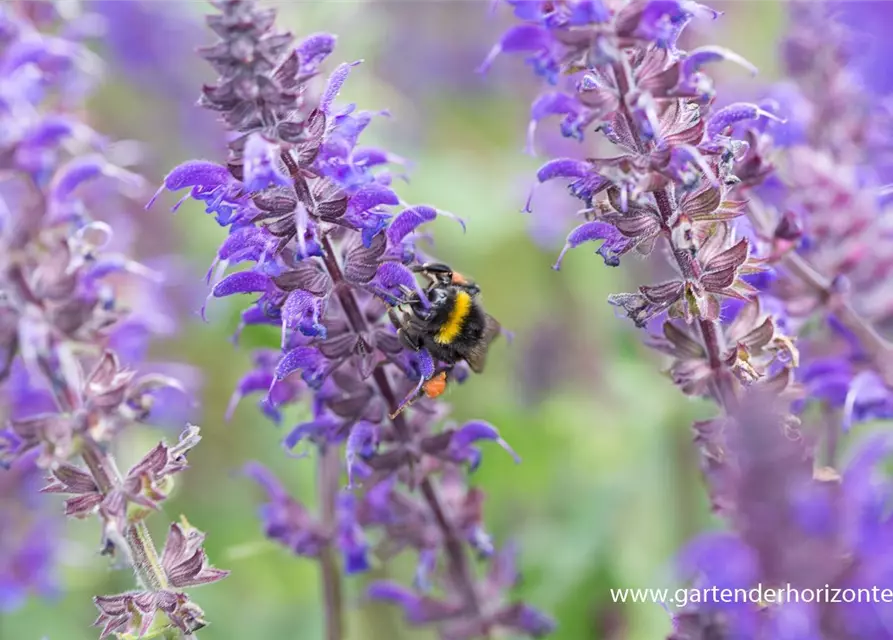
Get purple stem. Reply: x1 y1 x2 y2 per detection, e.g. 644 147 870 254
318 444 345 640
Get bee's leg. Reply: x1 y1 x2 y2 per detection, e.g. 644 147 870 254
397 328 422 352
387 306 404 328
397 284 419 301
412 262 453 276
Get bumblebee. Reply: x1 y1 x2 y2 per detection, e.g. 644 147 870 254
387 262 500 413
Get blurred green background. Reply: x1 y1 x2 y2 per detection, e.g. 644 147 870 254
2 1 784 639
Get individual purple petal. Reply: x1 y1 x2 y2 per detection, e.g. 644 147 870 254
413 548 438 592
706 103 784 141
415 348 435 380
669 144 717 185
367 582 460 624
243 462 286 500
216 226 273 264
281 290 326 341
347 183 399 216
352 147 399 168
282 417 337 451
148 160 231 205
391 348 436 417
275 346 327 387
50 155 137 204
536 158 590 183
528 91 583 150
450 420 521 464
682 46 757 79
386 205 438 245
320 61 361 114
553 221 631 269
495 603 557 638
211 271 270 297
368 582 422 613
296 32 337 73
345 421 378 487
374 262 425 303
632 0 720 48
225 370 274 421
478 24 550 74
842 371 893 432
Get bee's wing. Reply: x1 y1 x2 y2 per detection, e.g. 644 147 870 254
466 314 501 374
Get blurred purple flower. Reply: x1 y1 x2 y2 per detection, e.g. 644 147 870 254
89 0 224 154
0 3 225 634
680 391 893 637
0 450 58 612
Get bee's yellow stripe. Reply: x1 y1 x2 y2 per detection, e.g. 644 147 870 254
434 290 472 345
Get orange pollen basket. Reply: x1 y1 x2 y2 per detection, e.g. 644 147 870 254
422 372 448 398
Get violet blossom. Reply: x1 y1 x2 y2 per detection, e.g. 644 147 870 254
486 0 893 636
0 3 226 637
150 1 553 638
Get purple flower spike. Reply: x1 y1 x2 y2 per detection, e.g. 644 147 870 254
0 4 226 629
174 1 552 636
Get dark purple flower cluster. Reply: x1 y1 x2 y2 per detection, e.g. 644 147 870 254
745 2 893 433
484 0 787 402
151 1 553 638
486 0 893 637
0 3 226 636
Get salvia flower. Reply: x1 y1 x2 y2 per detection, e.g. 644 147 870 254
486 0 788 407
732 2 893 435
153 0 552 636
486 0 893 637
0 3 225 636
677 391 893 638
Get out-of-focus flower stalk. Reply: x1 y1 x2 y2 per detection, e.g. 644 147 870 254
0 3 226 637
486 1 893 635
